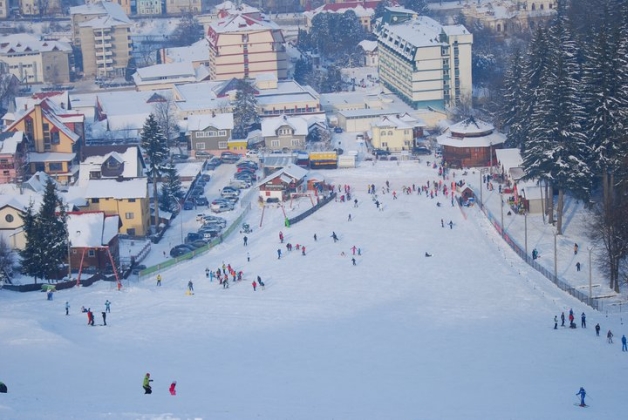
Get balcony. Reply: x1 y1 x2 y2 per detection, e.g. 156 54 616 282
96 59 114 65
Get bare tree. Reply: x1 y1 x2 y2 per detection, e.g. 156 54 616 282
153 99 180 146
0 237 15 284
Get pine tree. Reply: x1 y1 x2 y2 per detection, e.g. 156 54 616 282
499 48 527 149
140 114 169 230
402 0 428 15
522 0 591 234
232 79 259 140
19 180 68 283
159 164 182 212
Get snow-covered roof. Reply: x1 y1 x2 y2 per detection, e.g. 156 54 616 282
258 163 308 186
186 113 234 132
163 39 210 64
71 1 131 24
436 118 506 148
22 171 65 193
370 114 422 130
261 115 309 137
67 212 120 248
0 34 72 55
0 131 24 155
495 148 523 174
27 152 76 163
6 98 82 143
83 178 147 199
96 90 171 131
376 15 450 61
358 40 378 52
0 194 38 213
449 118 496 136
78 146 143 187
133 62 210 86
209 13 279 34
213 0 260 15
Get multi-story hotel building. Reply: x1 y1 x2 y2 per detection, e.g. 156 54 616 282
0 34 72 84
207 12 287 81
374 7 473 109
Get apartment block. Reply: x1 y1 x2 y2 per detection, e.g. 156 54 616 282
374 7 473 109
70 1 132 78
207 13 287 81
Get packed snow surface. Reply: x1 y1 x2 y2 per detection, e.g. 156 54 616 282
1 160 625 419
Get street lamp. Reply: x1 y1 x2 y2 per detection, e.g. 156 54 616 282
588 246 594 302
489 141 493 173
500 198 504 238
553 229 558 280
522 188 527 256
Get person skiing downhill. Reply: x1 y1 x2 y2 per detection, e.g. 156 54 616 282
169 381 177 396
576 387 586 407
554 316 558 330
143 373 153 394
622 335 627 352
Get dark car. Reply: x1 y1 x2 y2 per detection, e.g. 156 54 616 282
172 154 189 162
195 196 209 206
190 187 204 197
183 200 195 210
334 127 343 133
204 158 222 170
186 232 203 243
201 174 211 182
195 151 213 158
373 148 391 156
237 160 258 169
412 146 431 156
131 264 147 275
169 244 195 258
221 155 241 164
188 240 209 248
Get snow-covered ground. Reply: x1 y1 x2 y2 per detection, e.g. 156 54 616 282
1 158 627 419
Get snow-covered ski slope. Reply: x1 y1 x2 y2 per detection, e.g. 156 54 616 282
0 161 625 419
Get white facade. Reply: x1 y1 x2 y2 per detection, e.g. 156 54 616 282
374 8 473 109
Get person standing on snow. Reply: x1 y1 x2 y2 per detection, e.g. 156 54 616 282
277 249 282 259
243 236 248 246
595 323 600 336
143 373 153 394
581 312 586 328
187 280 194 292
561 312 565 327
331 232 338 242
105 300 111 313
576 387 586 406
156 274 162 286
65 301 70 316
622 335 627 351
554 316 558 330
169 381 177 396
252 280 257 291
607 330 614 343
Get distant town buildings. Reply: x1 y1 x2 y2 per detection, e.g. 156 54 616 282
0 34 72 84
374 6 473 109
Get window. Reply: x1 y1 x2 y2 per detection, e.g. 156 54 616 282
92 198 100 204
218 141 228 149
291 139 301 147
388 131 393 136
270 140 280 147
5 214 14 223
125 212 134 219
88 250 95 257
90 171 101 179
49 162 63 172
196 143 206 150
127 228 136 236
218 130 227 136
381 131 387 136
51 131 60 145
128 198 136 202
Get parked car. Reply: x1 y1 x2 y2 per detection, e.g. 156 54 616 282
170 244 195 257
221 155 240 164
185 232 203 243
195 196 209 206
224 196 239 206
230 180 251 189
131 264 147 275
201 215 227 227
412 146 431 156
195 150 213 158
190 187 204 197
172 154 189 162
373 148 391 156
245 149 259 157
183 200 195 210
334 127 343 133
221 187 240 198
237 160 258 169
188 240 209 248
201 174 211 182
204 158 222 170
211 202 234 213
266 197 280 203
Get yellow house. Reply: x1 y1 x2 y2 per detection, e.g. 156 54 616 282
82 178 150 237
370 114 420 152
4 98 85 185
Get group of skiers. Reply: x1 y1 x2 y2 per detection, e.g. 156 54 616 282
554 308 627 353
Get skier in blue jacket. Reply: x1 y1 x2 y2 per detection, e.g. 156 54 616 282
576 387 586 406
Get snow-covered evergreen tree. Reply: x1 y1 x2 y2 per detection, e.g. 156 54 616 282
523 0 591 234
232 79 259 140
159 164 182 213
19 180 68 283
499 48 527 149
140 114 169 231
